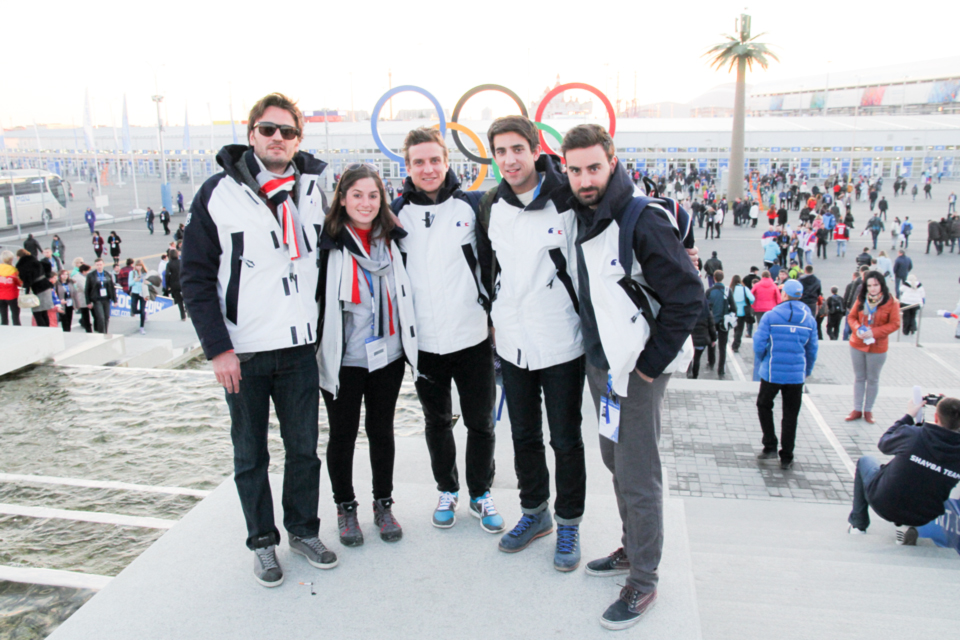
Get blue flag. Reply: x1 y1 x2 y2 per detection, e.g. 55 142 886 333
183 105 190 150
122 95 132 154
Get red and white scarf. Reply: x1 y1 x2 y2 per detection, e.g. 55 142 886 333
249 153 307 260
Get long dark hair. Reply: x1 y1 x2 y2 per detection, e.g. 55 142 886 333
857 270 891 307
325 165 396 242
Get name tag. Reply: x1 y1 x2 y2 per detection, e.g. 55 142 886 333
99 287 107 297
65 299 73 307
365 336 388 372
599 374 620 443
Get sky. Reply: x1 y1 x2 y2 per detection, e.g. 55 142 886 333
4 0 960 130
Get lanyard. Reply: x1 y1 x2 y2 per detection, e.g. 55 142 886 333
358 264 382 338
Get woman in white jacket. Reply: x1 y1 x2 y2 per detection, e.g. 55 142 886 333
316 165 417 548
898 273 925 335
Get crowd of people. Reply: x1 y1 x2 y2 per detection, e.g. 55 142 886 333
0 216 188 333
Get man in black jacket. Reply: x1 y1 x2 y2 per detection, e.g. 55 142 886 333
848 396 960 544
563 124 702 630
798 265 821 317
84 258 117 333
703 251 722 287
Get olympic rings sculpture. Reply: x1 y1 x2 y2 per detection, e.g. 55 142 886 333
370 82 616 191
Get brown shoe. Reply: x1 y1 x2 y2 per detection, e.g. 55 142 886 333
845 411 863 421
864 412 875 424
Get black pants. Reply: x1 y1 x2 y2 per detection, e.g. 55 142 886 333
415 338 496 499
689 347 706 379
707 325 728 374
59 306 74 331
78 307 92 332
817 239 828 258
816 314 825 340
902 307 918 335
322 358 406 505
171 290 186 320
91 299 111 333
756 380 803 463
131 293 147 328
0 298 20 325
827 312 843 340
33 309 50 327
706 222 716 239
732 316 748 351
162 220 170 235
500 356 586 522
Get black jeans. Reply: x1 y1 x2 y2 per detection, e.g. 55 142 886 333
224 344 321 549
78 307 92 332
33 309 50 327
500 356 586 522
130 293 146 328
171 290 186 320
756 380 804 463
732 316 748 351
689 347 706 378
827 312 843 340
59 306 73 331
322 358 406 505
415 337 496 499
0 298 20 325
707 325 728 374
91 299 111 333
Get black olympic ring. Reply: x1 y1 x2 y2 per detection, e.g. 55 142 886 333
450 84 529 165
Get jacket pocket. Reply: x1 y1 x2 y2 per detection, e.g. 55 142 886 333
225 231 244 325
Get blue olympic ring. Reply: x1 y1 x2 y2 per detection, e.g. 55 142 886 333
370 86 446 164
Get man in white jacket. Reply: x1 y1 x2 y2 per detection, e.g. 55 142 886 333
478 116 586 571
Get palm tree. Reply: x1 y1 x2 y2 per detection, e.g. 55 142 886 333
704 15 778 201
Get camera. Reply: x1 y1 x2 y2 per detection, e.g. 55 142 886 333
923 393 945 407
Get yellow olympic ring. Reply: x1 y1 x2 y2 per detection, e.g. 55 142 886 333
431 122 488 192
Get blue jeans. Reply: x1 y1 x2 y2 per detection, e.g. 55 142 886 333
224 344 321 549
848 455 882 530
500 356 586 523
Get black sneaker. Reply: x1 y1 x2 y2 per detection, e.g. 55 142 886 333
585 547 630 577
373 497 403 542
337 501 364 547
289 535 339 569
253 544 283 587
896 526 919 546
599 586 657 630
756 449 778 460
780 459 794 471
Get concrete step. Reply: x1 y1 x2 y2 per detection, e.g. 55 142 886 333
53 333 126 366
48 477 701 640
115 337 173 369
0 325 65 376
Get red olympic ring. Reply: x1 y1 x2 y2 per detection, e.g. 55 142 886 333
533 83 616 156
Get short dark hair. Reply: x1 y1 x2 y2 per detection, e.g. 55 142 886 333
487 115 539 155
761 270 771 278
750 266 759 272
126 258 134 266
831 286 838 294
402 127 448 165
79 264 91 274
937 397 960 432
804 265 814 274
247 93 304 140
859 265 870 274
713 269 724 282
561 124 614 161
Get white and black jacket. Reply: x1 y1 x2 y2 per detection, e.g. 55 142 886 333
315 227 418 398
392 171 488 355
573 162 702 396
481 155 583 370
181 145 328 359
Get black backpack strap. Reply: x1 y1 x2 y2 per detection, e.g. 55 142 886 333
616 196 664 338
547 248 579 315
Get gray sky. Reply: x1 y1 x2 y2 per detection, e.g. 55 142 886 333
4 0 959 129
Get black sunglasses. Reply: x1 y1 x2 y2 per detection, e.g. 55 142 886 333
345 162 379 173
254 122 300 141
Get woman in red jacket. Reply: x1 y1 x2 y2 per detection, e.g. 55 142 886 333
750 270 781 325
846 271 900 424
0 250 23 325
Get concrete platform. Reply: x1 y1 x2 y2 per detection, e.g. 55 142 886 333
48 475 700 639
0 325 65 376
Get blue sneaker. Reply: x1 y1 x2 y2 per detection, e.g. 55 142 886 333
554 524 581 571
499 510 554 553
432 491 458 528
469 491 505 533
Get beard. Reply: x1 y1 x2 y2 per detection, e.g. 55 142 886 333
575 183 606 207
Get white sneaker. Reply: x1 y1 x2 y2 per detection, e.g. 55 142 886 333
847 525 866 535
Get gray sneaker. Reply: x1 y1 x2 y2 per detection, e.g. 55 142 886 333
253 545 283 587
585 547 630 577
337 501 364 547
373 498 403 542
289 535 339 569
498 510 554 553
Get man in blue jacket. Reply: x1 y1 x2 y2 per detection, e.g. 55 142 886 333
849 396 960 544
753 279 818 470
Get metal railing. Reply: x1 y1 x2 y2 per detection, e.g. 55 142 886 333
896 302 922 346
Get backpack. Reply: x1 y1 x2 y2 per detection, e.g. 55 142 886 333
827 295 843 316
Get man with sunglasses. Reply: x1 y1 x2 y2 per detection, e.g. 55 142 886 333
391 127 503 534
181 92 336 588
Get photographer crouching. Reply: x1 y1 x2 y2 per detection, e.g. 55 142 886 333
848 394 960 544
